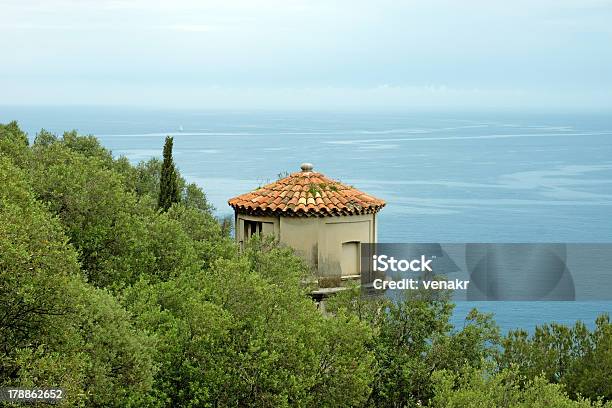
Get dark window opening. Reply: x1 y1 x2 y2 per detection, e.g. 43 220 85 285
244 220 263 239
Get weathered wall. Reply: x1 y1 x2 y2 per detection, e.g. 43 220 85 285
280 213 377 277
235 212 378 277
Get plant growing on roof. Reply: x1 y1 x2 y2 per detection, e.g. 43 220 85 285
307 182 340 198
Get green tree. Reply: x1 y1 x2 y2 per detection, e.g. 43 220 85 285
564 315 612 401
0 120 30 167
0 156 155 407
499 315 612 401
165 203 235 269
132 157 162 199
131 158 212 213
122 237 374 407
33 128 58 147
328 285 500 407
158 136 180 211
28 141 154 289
0 120 28 146
26 131 221 290
432 366 611 408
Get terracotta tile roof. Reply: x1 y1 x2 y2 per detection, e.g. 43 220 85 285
228 164 385 217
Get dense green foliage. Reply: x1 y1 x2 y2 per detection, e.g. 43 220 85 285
1 121 611 407
158 136 180 212
432 367 610 408
499 315 612 401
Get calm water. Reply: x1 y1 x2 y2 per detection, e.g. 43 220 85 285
3 106 612 332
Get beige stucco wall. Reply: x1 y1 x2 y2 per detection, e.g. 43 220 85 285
235 212 378 277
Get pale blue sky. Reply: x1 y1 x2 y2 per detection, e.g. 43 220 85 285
1 0 611 110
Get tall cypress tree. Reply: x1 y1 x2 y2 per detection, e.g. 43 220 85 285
158 136 180 211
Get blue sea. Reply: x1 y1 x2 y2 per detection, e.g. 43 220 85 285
3 106 611 333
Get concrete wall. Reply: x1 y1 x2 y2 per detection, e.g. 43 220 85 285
278 216 321 268
313 214 375 277
235 212 378 277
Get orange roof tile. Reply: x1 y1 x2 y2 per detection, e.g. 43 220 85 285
228 163 385 217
